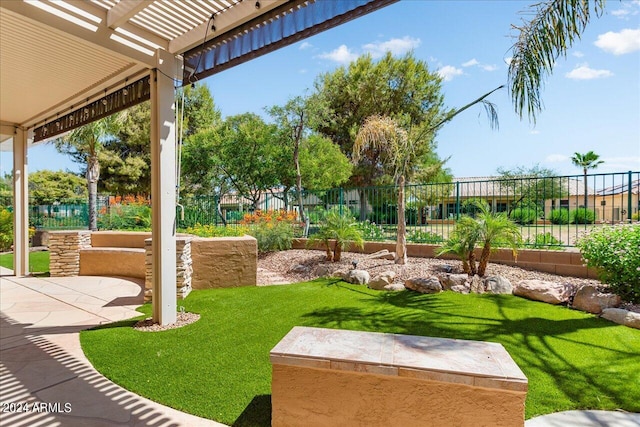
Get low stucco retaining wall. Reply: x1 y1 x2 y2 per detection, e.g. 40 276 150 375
271 327 527 427
293 239 598 279
190 236 257 289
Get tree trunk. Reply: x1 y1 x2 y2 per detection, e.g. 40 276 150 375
358 188 368 221
395 175 407 265
294 140 306 223
325 243 333 262
477 243 492 277
468 251 477 276
333 241 342 262
87 158 100 231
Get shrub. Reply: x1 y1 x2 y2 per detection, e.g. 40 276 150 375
632 212 640 221
355 220 386 241
509 207 539 225
577 224 640 303
571 207 595 224
98 196 151 230
526 232 564 250
550 208 570 224
408 230 444 244
240 210 300 253
183 223 247 238
0 207 12 251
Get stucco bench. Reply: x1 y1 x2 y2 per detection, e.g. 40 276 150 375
79 247 145 279
271 327 528 427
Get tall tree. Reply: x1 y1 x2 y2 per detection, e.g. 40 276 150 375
268 96 352 218
508 0 607 122
497 165 567 214
311 52 451 190
215 113 281 209
100 83 221 196
54 115 119 230
353 85 501 264
571 151 604 208
29 170 87 205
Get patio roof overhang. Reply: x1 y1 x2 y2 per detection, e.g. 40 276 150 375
0 0 395 324
0 0 396 145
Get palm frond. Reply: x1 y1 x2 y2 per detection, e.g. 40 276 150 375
508 0 606 122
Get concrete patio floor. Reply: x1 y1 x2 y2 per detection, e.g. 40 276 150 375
0 270 224 427
1 267 638 427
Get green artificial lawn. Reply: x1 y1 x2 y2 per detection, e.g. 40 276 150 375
80 279 640 426
0 251 49 274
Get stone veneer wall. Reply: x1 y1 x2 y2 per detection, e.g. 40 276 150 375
49 231 92 277
144 236 193 302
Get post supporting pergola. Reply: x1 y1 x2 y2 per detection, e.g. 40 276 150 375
150 50 182 325
12 128 30 277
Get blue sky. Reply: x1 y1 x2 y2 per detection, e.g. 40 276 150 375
3 0 639 179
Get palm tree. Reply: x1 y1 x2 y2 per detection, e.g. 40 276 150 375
571 151 604 208
54 116 119 230
509 0 606 122
437 201 521 279
474 202 521 277
353 87 502 265
307 208 364 262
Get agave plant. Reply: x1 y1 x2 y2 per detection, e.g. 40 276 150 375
307 208 364 262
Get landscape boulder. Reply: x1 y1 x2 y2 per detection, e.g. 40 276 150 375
368 271 397 291
450 284 470 294
601 308 640 329
484 276 513 295
438 273 469 291
314 264 333 277
384 283 406 292
405 277 442 294
345 269 370 285
290 264 310 274
470 275 485 294
572 285 621 314
513 280 572 304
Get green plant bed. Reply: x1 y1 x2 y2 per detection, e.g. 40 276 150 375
0 251 50 273
80 281 640 426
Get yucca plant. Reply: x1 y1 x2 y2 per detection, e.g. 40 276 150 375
307 208 364 262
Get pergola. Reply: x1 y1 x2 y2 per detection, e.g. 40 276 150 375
0 0 395 324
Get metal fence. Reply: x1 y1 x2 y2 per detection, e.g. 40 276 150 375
2 171 638 247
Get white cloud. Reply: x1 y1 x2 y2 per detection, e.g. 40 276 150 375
299 42 312 50
437 65 463 82
299 68 308 74
462 58 497 72
530 130 540 135
572 51 585 58
317 45 358 64
612 1 640 19
611 9 630 17
594 28 640 55
545 154 569 163
565 64 613 80
362 36 421 58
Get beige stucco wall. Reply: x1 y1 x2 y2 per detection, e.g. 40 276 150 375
90 231 151 248
272 364 525 427
190 236 257 289
79 248 145 278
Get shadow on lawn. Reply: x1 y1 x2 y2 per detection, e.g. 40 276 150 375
301 290 640 417
232 395 271 427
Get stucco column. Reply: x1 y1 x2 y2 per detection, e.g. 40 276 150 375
12 128 30 276
150 51 182 325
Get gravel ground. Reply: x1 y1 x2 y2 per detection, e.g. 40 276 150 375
257 249 640 314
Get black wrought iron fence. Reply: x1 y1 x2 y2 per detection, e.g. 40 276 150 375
1 171 638 247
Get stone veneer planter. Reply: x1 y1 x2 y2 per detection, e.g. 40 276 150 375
48 231 91 277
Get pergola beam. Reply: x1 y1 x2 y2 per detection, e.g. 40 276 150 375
107 0 147 29
169 0 283 54
1 1 156 68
